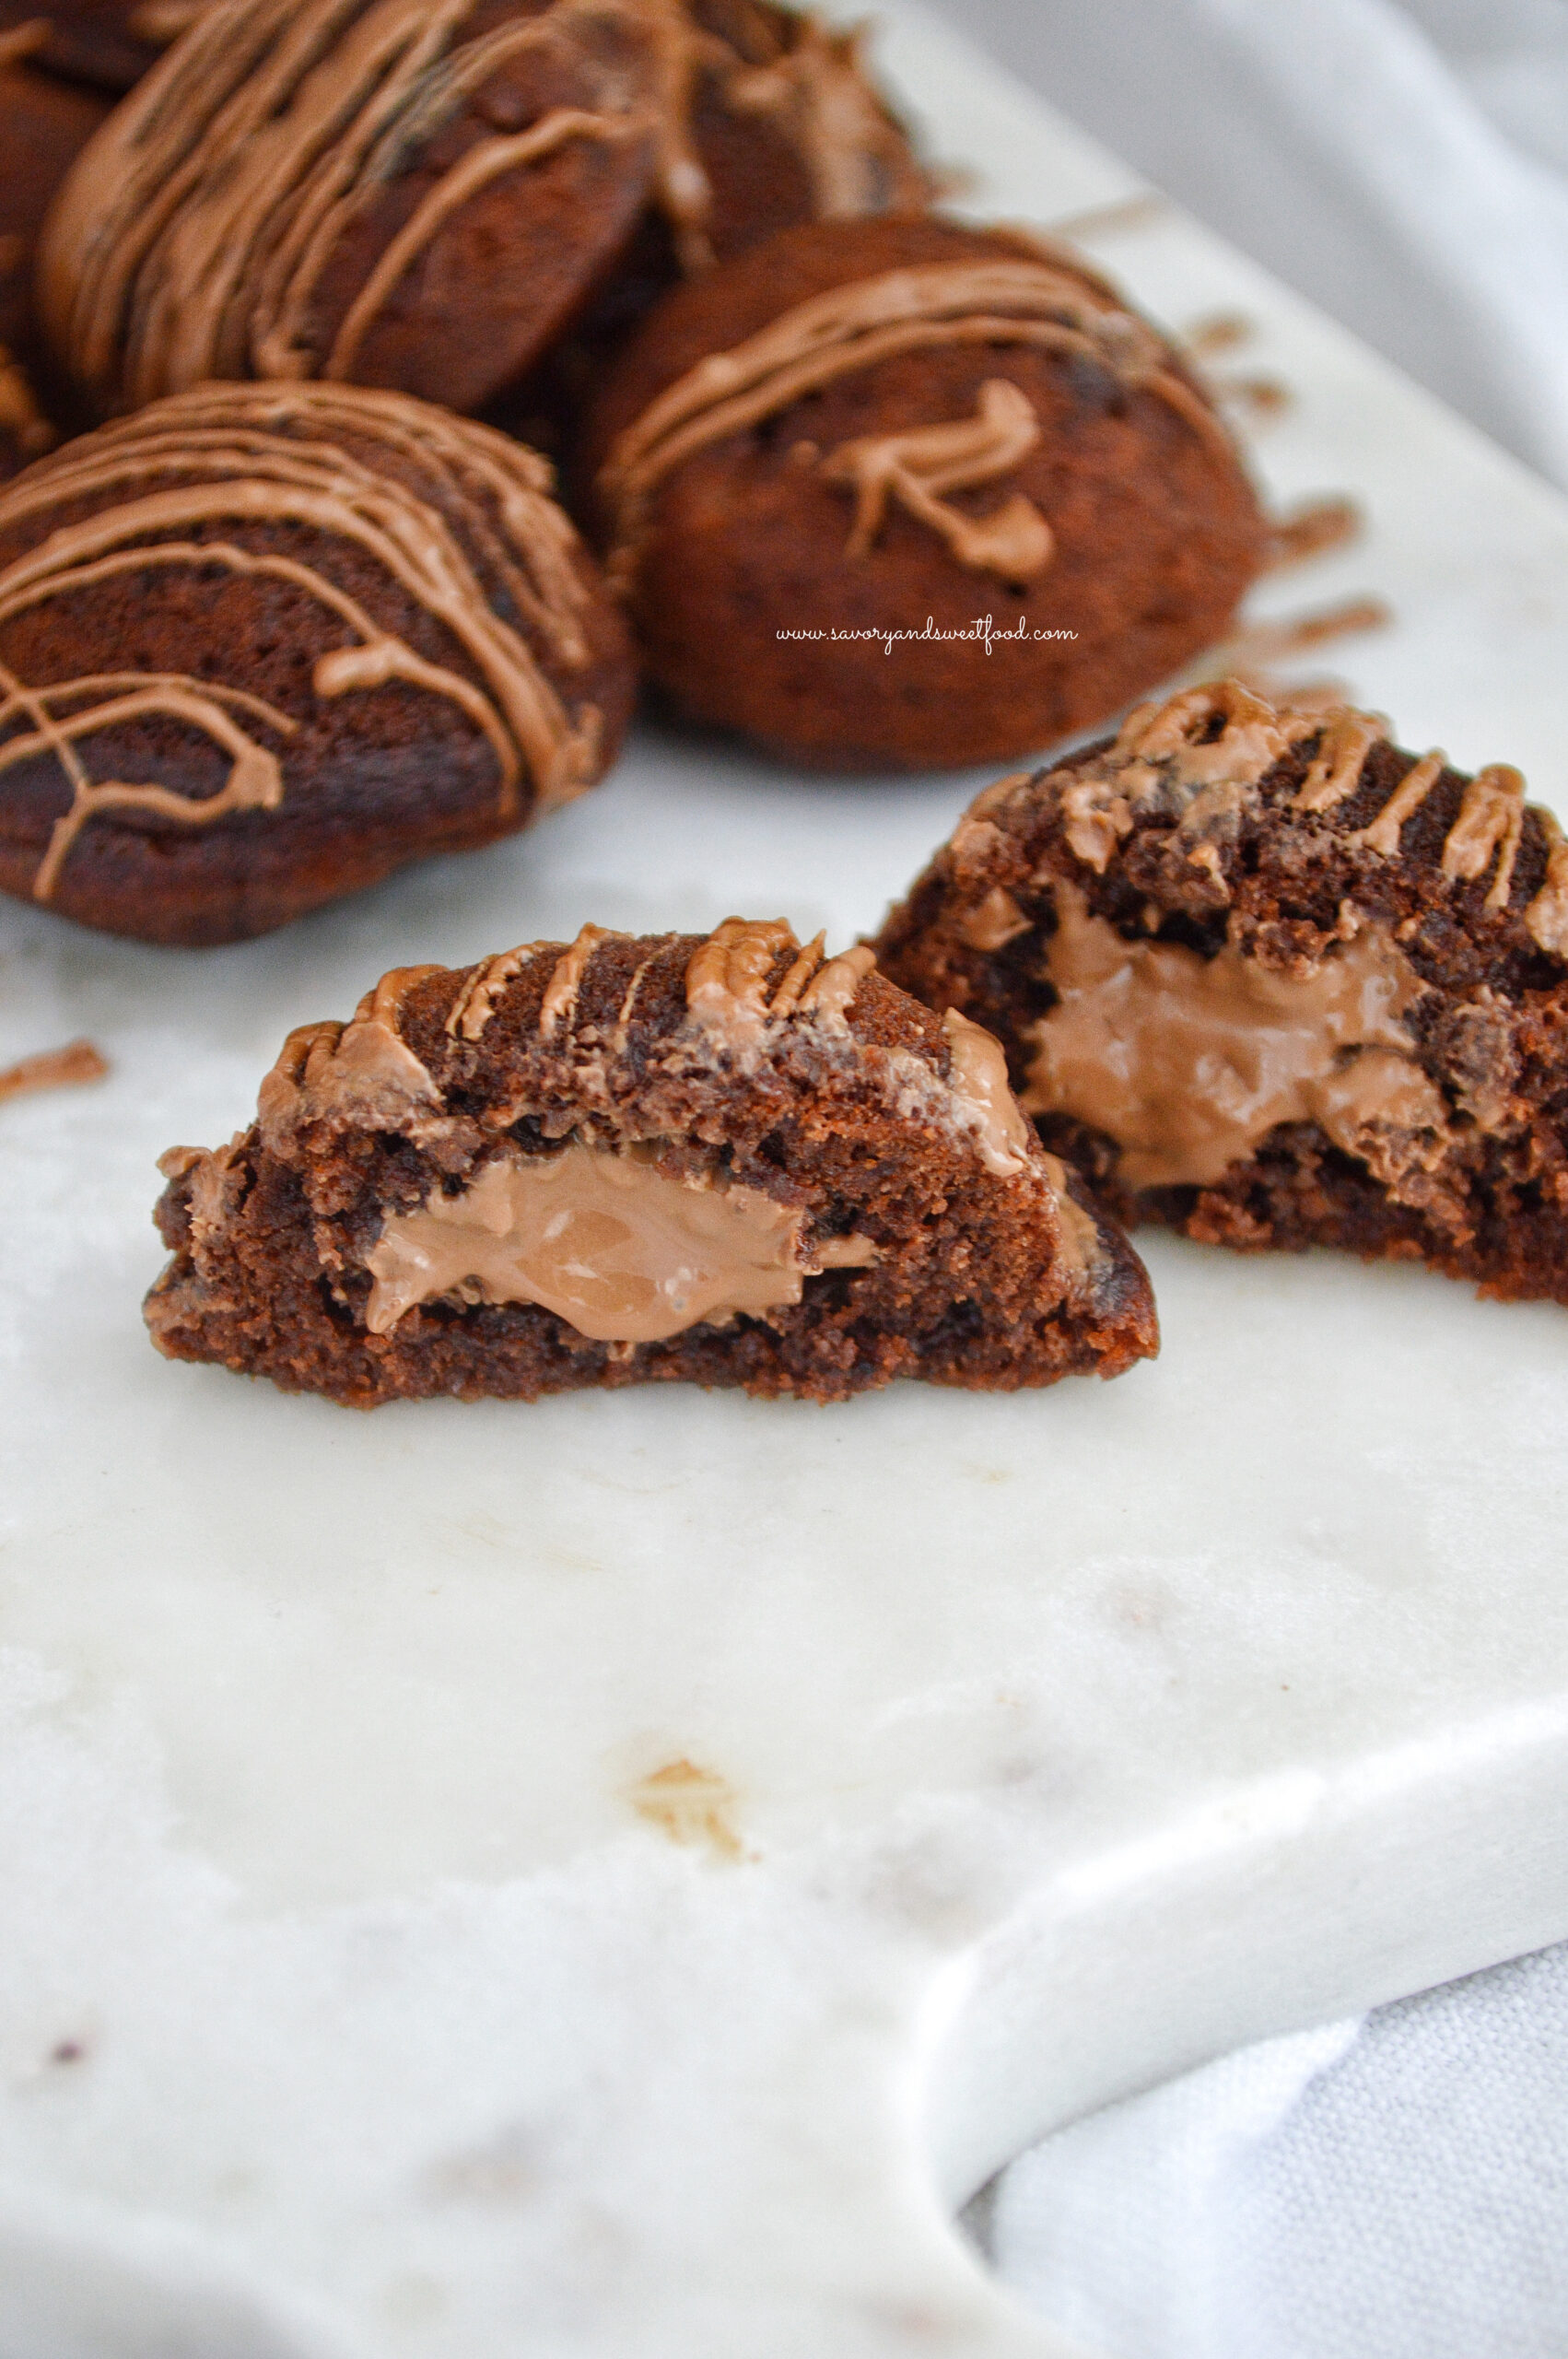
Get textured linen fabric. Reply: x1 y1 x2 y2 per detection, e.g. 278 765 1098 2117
930 0 1568 490
981 1940 1568 2356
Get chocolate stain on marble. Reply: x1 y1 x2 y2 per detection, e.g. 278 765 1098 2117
627 1759 744 1860
1047 191 1171 241
1183 593 1392 713
1180 311 1253 359
1266 496 1363 571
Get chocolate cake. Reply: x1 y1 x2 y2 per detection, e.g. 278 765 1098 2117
875 678 1568 1302
39 0 927 422
146 918 1158 1404
579 215 1268 771
0 381 633 944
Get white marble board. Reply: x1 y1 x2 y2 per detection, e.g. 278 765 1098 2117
4 6 1568 2355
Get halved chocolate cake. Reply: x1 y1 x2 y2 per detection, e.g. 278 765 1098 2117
875 680 1568 1302
146 918 1157 1404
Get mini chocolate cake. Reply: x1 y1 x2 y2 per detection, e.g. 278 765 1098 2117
0 381 633 944
875 678 1568 1302
580 215 1268 771
146 918 1158 1404
39 0 926 421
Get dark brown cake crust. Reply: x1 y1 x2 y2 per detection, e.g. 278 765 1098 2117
39 0 926 423
875 679 1568 1303
0 381 633 944
0 52 110 372
0 0 189 93
146 921 1158 1405
579 215 1268 771
0 346 57 483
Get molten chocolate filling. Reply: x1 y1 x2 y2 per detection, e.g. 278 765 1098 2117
1022 883 1448 1190
365 1142 874 1343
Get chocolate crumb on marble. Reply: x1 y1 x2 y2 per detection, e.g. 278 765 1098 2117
146 918 1157 1404
0 1035 108 1100
875 678 1568 1304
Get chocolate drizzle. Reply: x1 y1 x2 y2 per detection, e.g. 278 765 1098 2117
1266 495 1361 570
682 917 881 1046
445 939 552 1041
1348 750 1445 854
685 914 799 1039
261 915 1059 1203
1053 679 1316 887
41 0 923 412
941 1007 1031 1178
818 379 1053 580
126 1 216 37
0 381 603 900
794 940 875 1025
540 921 615 1037
1443 765 1527 912
1044 680 1567 957
598 254 1237 592
322 106 648 384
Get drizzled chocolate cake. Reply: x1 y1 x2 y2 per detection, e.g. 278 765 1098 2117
580 215 1267 770
39 0 927 422
146 918 1158 1404
876 679 1568 1302
0 381 632 943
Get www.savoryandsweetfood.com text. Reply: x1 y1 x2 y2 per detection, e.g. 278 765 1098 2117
776 616 1079 657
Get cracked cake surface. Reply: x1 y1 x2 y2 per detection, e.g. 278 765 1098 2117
146 916 1158 1404
874 678 1568 1302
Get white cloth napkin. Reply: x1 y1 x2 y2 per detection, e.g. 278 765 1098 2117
936 0 1568 491
980 1938 1568 2357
